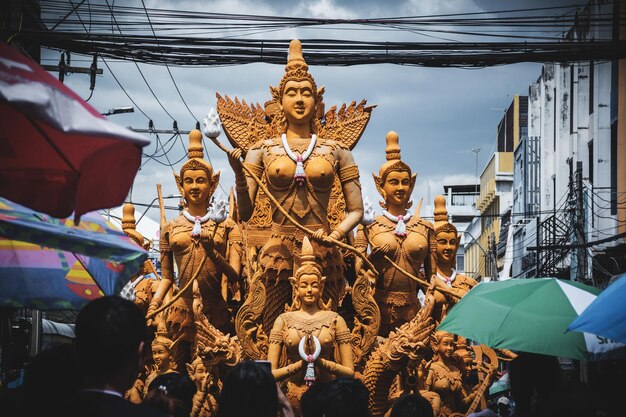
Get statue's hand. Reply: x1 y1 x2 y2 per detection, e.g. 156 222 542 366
370 243 391 260
200 228 215 253
146 300 161 326
428 275 438 294
363 268 377 287
228 148 244 173
310 228 328 244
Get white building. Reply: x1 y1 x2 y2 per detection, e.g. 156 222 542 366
512 0 626 282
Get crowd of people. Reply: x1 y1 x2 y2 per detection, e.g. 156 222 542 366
0 296 619 417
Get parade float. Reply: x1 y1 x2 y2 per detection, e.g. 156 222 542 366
124 40 513 417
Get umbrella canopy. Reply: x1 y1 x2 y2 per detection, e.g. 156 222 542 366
438 278 625 361
0 42 150 220
568 273 626 344
488 373 509 396
0 198 147 309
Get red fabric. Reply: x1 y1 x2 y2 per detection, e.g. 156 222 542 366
0 43 146 219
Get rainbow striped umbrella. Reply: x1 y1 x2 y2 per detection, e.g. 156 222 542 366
0 198 147 310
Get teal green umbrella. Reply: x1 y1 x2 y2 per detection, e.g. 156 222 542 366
438 278 626 361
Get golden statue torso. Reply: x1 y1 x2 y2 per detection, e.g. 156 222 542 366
367 215 432 293
166 216 230 293
257 137 342 225
360 215 433 336
279 310 341 378
425 360 465 417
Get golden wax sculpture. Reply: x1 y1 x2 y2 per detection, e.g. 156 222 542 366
129 40 509 417
121 203 169 332
219 39 376 360
430 195 478 325
268 236 354 412
355 131 435 336
147 130 244 367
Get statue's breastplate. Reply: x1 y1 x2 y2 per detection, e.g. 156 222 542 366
266 155 335 191
370 217 430 266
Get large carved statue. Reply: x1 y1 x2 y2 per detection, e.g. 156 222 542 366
422 331 479 417
220 40 374 356
430 195 477 324
356 131 435 336
147 130 243 365
268 236 354 412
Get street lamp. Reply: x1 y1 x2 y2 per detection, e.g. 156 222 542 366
102 106 134 116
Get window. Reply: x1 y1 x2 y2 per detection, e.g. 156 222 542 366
587 139 593 184
589 60 594 114
456 255 465 272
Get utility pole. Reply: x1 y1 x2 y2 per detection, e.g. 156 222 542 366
472 147 482 196
491 232 498 280
574 161 587 282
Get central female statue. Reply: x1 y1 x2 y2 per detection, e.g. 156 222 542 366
228 40 364 331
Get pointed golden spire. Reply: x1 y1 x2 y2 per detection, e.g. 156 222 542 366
121 203 136 231
286 39 308 72
384 131 401 161
187 129 204 159
433 194 449 230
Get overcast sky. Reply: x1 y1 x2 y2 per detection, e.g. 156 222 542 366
39 0 587 223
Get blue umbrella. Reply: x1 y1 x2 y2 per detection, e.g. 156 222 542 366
568 273 626 344
0 198 147 310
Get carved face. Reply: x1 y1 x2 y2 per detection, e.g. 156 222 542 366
281 80 316 127
152 343 171 372
297 273 321 306
192 362 207 388
382 170 411 207
436 231 459 266
455 348 473 378
183 169 211 206
435 333 455 359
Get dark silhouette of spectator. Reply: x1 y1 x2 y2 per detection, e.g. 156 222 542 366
496 397 510 417
300 382 327 417
69 296 167 417
319 377 370 417
389 393 434 417
144 373 196 417
217 360 292 417
541 381 604 417
20 344 80 417
508 352 559 417
467 409 498 417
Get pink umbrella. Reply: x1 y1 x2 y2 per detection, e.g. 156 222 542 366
0 42 150 220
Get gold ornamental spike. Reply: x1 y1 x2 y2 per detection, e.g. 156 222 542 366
433 194 449 230
384 131 401 161
122 203 136 231
286 39 308 71
188 129 204 159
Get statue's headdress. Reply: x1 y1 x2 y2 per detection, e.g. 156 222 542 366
430 330 456 351
121 203 149 249
175 130 220 205
287 236 330 311
373 131 416 209
268 40 326 133
152 335 174 350
433 194 458 236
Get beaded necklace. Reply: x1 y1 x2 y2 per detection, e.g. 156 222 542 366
382 210 412 237
281 133 317 185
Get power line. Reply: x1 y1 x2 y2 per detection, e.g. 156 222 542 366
139 0 198 123
104 0 176 122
